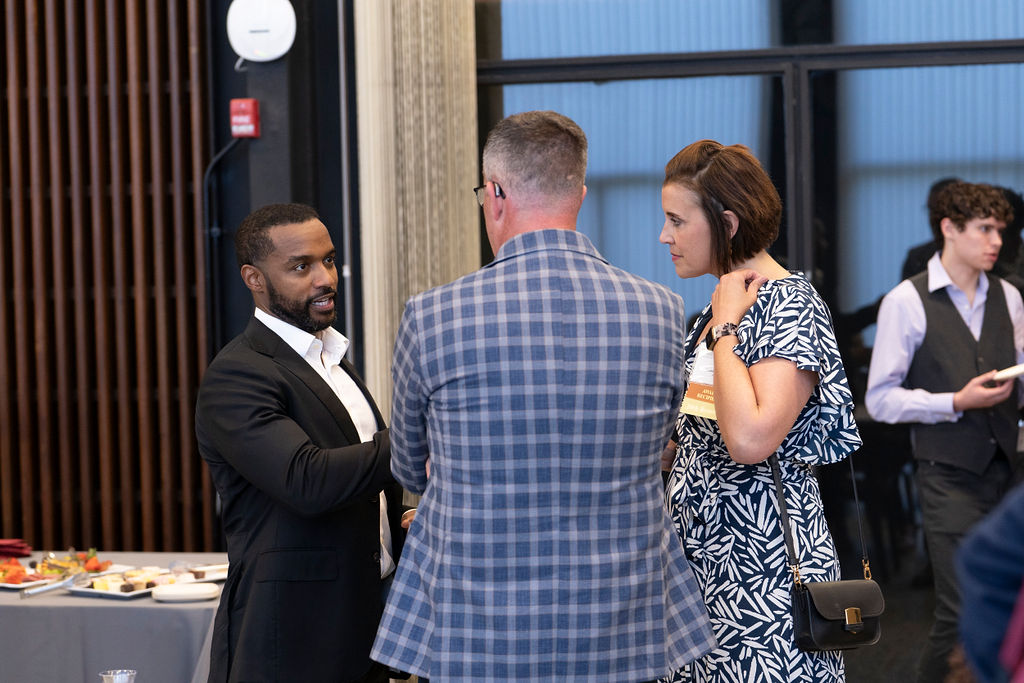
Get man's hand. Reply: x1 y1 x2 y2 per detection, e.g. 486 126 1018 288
953 370 1015 411
401 508 416 529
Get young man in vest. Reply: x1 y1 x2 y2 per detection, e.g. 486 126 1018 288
866 180 1024 683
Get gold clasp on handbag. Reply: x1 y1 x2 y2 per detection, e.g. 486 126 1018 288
844 607 864 633
862 558 872 580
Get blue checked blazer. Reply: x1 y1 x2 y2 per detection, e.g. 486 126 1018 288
371 229 715 681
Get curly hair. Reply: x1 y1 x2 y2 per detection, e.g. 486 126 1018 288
663 139 782 276
929 181 1013 247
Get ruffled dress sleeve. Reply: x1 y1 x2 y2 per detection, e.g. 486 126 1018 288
733 275 862 465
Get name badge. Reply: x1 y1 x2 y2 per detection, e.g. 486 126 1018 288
680 343 716 420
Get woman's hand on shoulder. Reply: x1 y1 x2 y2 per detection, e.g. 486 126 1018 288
711 269 769 325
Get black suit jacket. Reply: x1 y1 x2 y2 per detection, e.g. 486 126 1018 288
196 317 405 683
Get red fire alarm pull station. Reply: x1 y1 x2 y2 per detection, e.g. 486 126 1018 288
230 98 260 138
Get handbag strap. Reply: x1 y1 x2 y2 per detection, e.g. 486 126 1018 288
768 453 873 586
671 308 714 443
684 308 714 363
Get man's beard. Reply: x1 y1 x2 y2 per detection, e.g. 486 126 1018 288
266 280 336 333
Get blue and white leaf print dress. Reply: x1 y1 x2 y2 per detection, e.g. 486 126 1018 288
663 274 862 683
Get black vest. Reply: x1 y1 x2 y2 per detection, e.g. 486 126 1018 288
905 272 1018 474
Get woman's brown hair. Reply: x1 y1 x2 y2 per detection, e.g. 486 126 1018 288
664 140 782 275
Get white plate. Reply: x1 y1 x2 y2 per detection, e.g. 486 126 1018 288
189 563 229 582
0 577 52 590
152 582 221 602
994 363 1024 381
66 564 226 599
0 563 134 591
66 566 173 599
67 583 154 600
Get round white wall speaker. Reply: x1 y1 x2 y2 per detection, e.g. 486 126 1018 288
226 0 297 63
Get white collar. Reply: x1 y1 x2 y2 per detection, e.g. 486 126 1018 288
254 307 351 363
926 252 988 297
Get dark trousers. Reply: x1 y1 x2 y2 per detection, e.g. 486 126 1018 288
353 663 391 683
914 454 1016 683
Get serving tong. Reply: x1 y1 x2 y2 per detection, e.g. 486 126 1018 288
19 551 93 598
20 568 92 598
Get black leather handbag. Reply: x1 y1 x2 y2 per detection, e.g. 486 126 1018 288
769 454 885 652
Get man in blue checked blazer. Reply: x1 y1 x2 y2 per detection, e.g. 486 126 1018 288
371 111 715 682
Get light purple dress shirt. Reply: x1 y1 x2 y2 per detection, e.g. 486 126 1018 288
865 253 1024 425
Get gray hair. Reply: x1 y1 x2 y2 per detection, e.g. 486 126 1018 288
481 110 587 204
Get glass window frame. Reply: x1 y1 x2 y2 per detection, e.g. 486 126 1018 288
476 38 1024 291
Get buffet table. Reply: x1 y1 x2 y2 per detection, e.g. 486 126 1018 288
0 551 227 683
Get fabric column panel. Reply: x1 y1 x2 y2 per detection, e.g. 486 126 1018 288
105 0 137 549
3 0 33 541
85 0 117 549
44 0 76 546
26 0 58 548
167 0 193 552
144 0 175 551
64 1 94 547
125 0 156 550
186 0 216 552
0 3 10 536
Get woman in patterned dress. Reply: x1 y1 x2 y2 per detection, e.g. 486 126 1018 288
658 140 862 682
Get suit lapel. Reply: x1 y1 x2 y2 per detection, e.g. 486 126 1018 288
243 317 364 444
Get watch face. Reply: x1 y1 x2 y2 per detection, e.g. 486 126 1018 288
227 0 297 62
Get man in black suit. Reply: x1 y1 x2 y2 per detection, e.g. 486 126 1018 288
196 203 406 683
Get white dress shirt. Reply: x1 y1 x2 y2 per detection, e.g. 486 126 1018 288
865 253 1024 424
254 308 395 577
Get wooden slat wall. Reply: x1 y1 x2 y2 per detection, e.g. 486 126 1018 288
0 0 215 551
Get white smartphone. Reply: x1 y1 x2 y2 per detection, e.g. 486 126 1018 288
992 363 1024 382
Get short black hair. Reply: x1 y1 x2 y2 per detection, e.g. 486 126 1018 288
234 203 321 267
